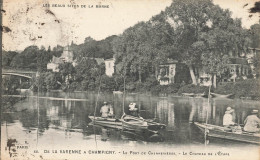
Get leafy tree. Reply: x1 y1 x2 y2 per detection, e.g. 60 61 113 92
249 20 260 48
113 20 173 82
73 58 105 90
2 51 18 67
10 46 39 69
165 0 250 86
44 72 62 90
58 62 76 85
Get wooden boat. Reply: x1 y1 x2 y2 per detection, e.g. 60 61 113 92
88 116 122 129
121 114 166 133
113 91 123 94
210 93 233 98
182 93 206 98
194 122 260 144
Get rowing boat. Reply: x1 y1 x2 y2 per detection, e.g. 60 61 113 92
89 115 166 132
88 116 122 129
194 122 260 144
121 114 166 133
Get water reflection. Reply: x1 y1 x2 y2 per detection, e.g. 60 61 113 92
1 92 260 153
156 98 175 130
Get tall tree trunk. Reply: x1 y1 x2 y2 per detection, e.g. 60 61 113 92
188 65 197 85
138 71 142 82
138 66 142 82
212 74 217 88
155 66 158 79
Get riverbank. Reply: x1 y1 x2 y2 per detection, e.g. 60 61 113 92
117 79 260 101
30 79 259 101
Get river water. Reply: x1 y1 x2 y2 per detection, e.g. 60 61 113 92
1 91 260 159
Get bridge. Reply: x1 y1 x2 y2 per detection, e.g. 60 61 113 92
2 69 37 90
2 69 37 79
2 72 33 79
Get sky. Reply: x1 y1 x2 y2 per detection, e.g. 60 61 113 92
2 0 260 51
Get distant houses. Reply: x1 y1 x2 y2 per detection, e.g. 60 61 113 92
47 46 76 72
47 45 258 86
47 46 116 77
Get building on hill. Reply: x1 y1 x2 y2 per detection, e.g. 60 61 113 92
225 57 249 82
47 45 76 72
157 59 178 85
47 56 64 72
60 46 74 63
104 58 115 77
198 57 251 86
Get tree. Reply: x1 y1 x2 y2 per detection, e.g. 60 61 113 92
2 51 18 67
249 20 260 48
165 0 250 86
10 45 39 69
58 62 75 85
74 58 105 90
112 19 173 82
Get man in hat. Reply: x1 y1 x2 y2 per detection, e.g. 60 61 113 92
223 107 235 127
129 102 138 117
244 110 260 132
100 102 109 118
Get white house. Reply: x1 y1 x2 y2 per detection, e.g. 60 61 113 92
104 58 115 77
157 59 178 85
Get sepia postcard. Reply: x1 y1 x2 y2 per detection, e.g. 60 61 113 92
1 0 260 159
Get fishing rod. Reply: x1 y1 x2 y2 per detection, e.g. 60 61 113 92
204 84 211 146
93 69 103 148
122 70 126 117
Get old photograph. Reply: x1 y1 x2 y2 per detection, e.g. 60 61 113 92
1 0 260 159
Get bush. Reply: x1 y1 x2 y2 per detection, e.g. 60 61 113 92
165 83 180 94
100 75 116 92
178 84 209 94
214 79 260 100
233 79 260 100
150 85 163 95
214 82 235 95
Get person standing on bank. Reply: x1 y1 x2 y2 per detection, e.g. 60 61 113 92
223 107 235 127
244 110 260 133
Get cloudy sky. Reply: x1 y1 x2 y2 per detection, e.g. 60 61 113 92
2 0 259 51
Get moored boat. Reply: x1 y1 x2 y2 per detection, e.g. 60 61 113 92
194 122 260 144
88 116 122 129
121 114 166 133
210 93 233 98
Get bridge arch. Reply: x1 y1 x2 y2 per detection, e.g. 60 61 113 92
2 73 32 79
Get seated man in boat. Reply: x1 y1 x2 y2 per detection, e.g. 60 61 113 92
244 110 260 133
129 103 139 117
223 107 235 127
107 103 115 118
100 102 110 118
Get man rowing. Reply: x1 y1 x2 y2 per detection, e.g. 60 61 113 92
244 109 260 133
129 103 139 117
100 102 114 118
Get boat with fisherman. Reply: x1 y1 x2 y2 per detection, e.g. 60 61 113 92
88 114 166 133
194 122 260 144
89 74 166 134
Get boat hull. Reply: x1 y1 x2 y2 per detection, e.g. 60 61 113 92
121 115 165 134
88 116 122 129
194 122 260 144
